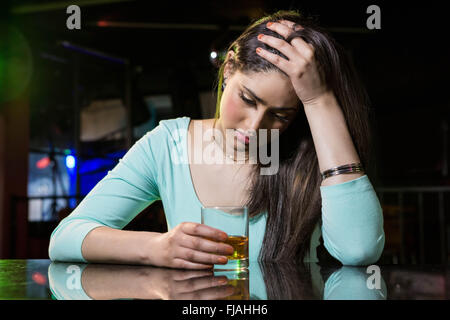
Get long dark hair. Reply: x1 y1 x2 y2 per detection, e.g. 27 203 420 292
214 10 373 262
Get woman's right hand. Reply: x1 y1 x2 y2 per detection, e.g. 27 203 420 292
156 222 235 269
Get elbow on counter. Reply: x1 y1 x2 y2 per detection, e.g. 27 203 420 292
48 228 73 262
337 232 386 266
48 232 60 262
47 217 101 263
48 230 87 263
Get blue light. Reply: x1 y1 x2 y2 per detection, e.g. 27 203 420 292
65 155 76 169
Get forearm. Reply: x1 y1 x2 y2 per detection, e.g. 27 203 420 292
303 91 363 186
81 226 164 266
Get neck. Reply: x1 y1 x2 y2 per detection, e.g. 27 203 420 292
213 118 251 163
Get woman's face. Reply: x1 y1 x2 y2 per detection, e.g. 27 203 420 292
217 69 300 153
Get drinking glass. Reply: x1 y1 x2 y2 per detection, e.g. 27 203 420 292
201 206 249 270
213 269 249 300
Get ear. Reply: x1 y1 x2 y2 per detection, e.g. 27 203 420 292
223 50 236 79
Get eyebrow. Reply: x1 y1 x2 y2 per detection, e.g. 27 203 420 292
241 85 298 111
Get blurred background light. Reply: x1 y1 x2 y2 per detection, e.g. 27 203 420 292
36 157 51 170
65 155 76 169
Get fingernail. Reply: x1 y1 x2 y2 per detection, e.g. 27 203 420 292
267 22 273 27
256 47 262 54
257 34 264 40
218 256 228 264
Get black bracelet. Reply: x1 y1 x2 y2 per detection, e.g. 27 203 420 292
321 162 364 180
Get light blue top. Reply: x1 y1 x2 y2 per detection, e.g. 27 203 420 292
48 116 385 266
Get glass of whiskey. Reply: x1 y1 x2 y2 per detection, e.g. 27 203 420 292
201 206 249 270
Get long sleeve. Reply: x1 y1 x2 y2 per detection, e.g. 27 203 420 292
320 174 385 266
48 126 164 262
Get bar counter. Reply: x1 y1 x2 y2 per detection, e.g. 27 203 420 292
0 260 449 300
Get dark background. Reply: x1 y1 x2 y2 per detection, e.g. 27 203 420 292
10 0 450 185
1 0 449 263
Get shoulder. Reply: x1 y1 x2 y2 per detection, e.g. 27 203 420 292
140 116 191 144
186 117 215 134
152 116 191 135
159 116 191 131
133 117 194 163
139 116 215 151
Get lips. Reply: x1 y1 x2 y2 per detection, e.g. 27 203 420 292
235 130 250 144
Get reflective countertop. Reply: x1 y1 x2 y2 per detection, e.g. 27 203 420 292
0 260 449 300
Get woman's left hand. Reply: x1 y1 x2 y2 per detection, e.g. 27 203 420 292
256 20 330 107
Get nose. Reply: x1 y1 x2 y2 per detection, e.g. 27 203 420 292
243 110 266 134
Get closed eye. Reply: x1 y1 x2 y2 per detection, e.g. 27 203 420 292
272 113 289 122
239 91 289 122
239 91 256 106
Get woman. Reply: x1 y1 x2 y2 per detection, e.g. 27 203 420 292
49 10 385 269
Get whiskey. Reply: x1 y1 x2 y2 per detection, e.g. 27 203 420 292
206 235 249 260
224 235 248 260
205 234 249 270
224 277 250 300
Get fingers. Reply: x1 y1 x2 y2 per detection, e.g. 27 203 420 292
266 21 314 55
176 247 229 266
255 46 291 74
175 275 229 293
171 275 234 300
181 222 228 242
267 20 303 38
170 269 214 281
181 234 234 256
168 222 235 269
257 33 300 62
172 258 214 270
278 19 303 31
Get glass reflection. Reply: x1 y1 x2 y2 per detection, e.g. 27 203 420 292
213 270 249 300
48 261 387 300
